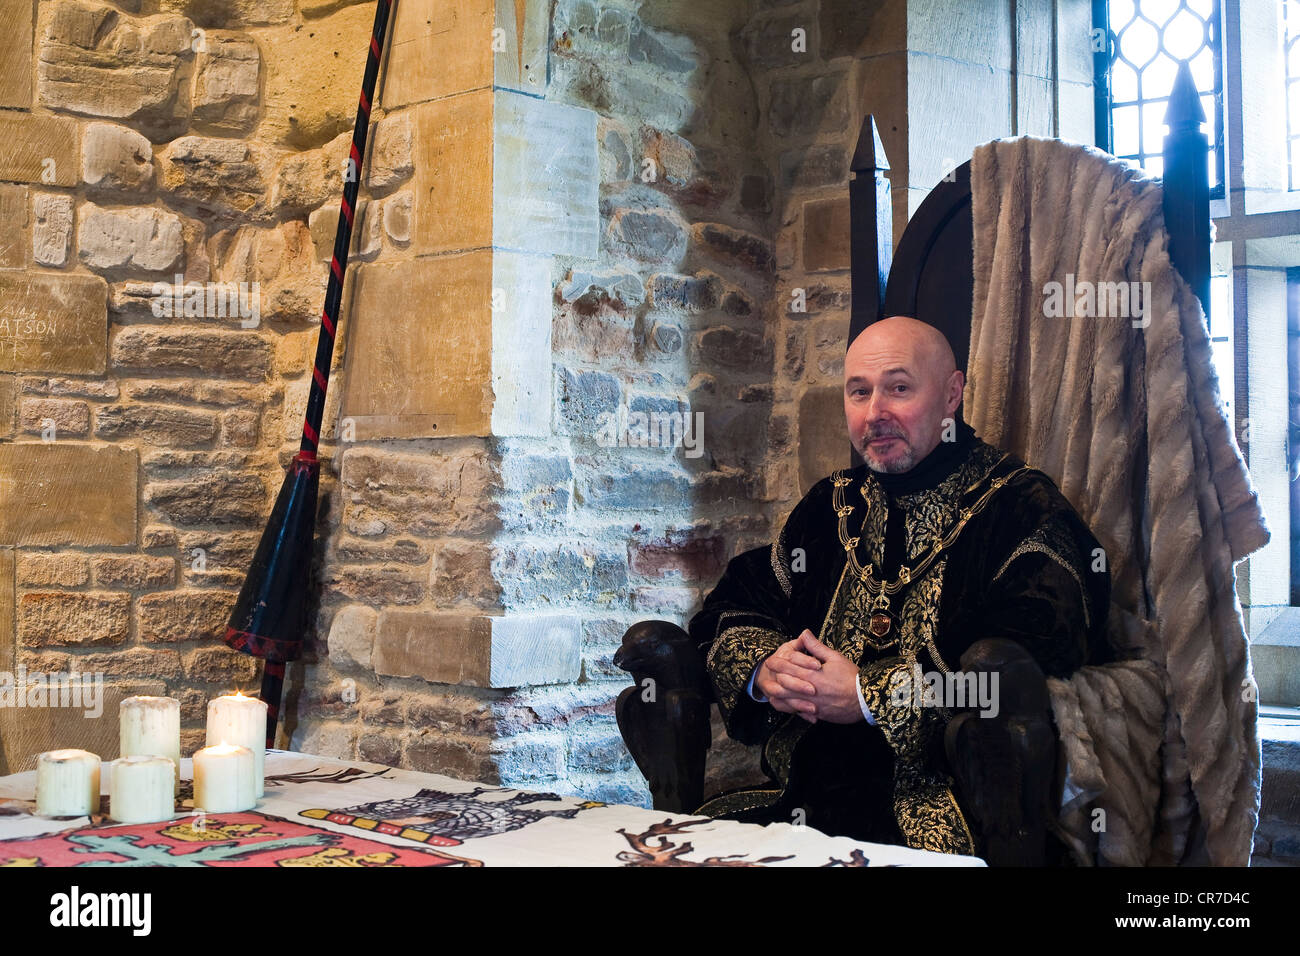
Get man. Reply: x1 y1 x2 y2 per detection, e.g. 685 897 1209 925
689 316 1112 854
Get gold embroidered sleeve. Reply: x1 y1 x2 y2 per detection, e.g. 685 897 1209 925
857 656 930 760
858 656 976 856
706 625 786 745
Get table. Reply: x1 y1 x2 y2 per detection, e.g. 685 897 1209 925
0 751 984 867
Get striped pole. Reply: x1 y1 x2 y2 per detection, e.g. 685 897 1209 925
222 0 396 752
300 0 394 460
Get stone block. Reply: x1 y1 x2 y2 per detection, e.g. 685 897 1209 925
629 530 726 582
382 190 412 244
494 541 627 607
768 71 848 140
601 188 688 264
798 386 847 495
260 2 374 148
384 0 494 108
0 680 165 775
191 32 260 134
357 733 402 767
372 610 580 688
17 552 89 588
38 5 194 139
19 397 89 436
819 0 905 58
18 590 131 648
746 11 814 70
366 112 414 192
90 554 175 590
574 464 690 512
182 645 259 683
905 53 1013 190
0 114 79 186
491 250 552 438
219 408 259 447
0 0 34 108
321 563 425 606
0 443 137 546
780 143 847 189
144 471 267 526
492 731 565 781
490 0 550 95
343 252 494 438
411 90 494 255
208 219 322 325
692 222 773 272
373 610 493 685
0 271 109 375
82 122 155 193
802 196 850 272
487 613 581 687
695 326 772 371
78 203 184 275
493 90 598 258
137 589 239 643
339 446 496 537
157 136 273 220
908 0 1012 69
405 730 494 782
327 604 376 672
270 132 349 218
429 539 500 608
110 327 271 380
0 185 28 271
554 365 619 437
32 193 74 267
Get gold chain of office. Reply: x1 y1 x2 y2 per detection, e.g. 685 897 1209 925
830 454 1032 643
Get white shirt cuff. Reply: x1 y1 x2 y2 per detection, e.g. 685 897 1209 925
856 674 876 725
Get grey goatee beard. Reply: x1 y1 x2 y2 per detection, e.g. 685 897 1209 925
860 430 916 474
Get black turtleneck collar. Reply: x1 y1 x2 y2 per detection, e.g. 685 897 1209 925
868 416 977 497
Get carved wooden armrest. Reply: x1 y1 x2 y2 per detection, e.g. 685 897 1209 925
613 620 712 813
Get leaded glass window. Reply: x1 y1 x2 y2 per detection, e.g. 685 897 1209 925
1095 0 1225 196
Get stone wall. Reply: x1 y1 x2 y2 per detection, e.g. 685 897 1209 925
301 0 781 802
0 0 1094 803
0 0 380 769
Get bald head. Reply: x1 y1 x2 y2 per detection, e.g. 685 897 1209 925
844 316 964 472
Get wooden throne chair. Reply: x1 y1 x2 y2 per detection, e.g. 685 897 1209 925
614 66 1218 866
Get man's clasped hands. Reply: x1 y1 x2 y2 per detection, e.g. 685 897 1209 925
755 630 864 724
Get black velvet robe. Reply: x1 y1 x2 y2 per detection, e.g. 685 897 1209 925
688 422 1112 855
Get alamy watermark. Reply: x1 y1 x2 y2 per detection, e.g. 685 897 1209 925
1042 274 1151 328
150 275 260 328
888 663 1000 718
595 402 705 458
0 666 104 718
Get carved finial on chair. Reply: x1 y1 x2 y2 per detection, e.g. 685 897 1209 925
852 114 890 175
1164 60 1206 133
849 115 893 350
1161 59 1211 320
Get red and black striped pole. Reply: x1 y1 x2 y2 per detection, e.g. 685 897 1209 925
223 0 396 749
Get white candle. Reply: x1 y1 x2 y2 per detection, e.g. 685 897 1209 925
192 744 256 813
206 693 267 796
110 756 176 824
36 749 101 817
119 696 181 791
